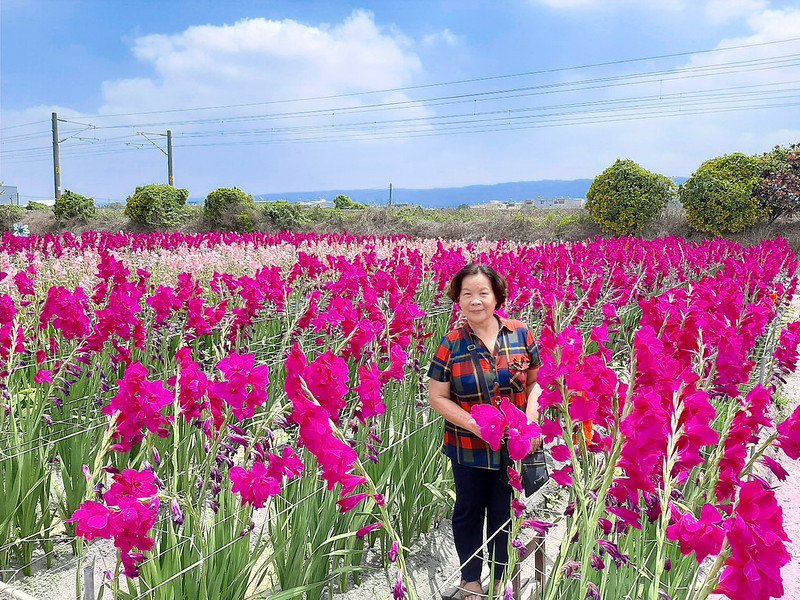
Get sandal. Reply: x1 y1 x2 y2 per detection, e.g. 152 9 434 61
457 579 486 600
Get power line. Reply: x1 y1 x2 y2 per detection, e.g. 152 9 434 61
56 35 800 120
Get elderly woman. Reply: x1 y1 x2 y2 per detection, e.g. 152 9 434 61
428 263 543 600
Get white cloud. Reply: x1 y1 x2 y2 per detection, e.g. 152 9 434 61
705 0 769 24
530 0 686 11
422 29 460 47
99 10 422 115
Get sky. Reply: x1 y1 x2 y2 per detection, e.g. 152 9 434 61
1 0 799 203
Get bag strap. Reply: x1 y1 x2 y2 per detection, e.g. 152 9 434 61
463 326 494 405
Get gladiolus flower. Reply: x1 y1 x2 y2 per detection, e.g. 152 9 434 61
356 522 383 539
338 493 369 514
666 504 725 563
392 572 407 599
388 540 400 563
521 520 555 536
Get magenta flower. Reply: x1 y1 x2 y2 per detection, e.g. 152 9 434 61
338 493 369 514
500 399 542 460
66 501 119 540
388 540 400 563
230 462 281 509
521 519 555 536
471 403 506 451
354 363 386 422
34 369 53 384
666 504 725 563
392 572 407 599
596 540 629 567
305 351 350 422
760 455 789 481
355 522 383 539
550 465 574 487
776 403 800 459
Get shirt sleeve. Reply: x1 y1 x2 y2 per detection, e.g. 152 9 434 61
427 335 453 382
526 328 543 369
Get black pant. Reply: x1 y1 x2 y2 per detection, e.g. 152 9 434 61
451 458 512 582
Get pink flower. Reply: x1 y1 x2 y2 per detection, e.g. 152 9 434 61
305 351 349 422
66 501 119 540
471 403 506 451
521 520 555 536
776 403 800 459
34 370 53 384
388 540 400 562
666 504 726 563
550 466 574 487
501 399 541 460
355 363 385 422
230 462 281 509
338 493 369 514
760 455 789 481
355 522 383 539
104 469 159 506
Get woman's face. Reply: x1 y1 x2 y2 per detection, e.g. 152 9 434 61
458 273 498 327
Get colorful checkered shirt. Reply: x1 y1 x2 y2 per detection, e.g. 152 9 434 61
427 316 542 469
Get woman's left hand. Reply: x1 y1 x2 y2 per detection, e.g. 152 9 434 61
529 436 543 453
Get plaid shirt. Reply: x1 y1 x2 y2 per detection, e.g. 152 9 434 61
427 316 542 469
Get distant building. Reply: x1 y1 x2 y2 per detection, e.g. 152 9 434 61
0 186 20 205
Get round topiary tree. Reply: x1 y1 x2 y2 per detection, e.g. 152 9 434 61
585 159 676 235
203 187 256 231
125 184 190 230
53 190 96 223
679 153 766 236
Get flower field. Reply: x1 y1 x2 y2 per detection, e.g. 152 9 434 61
1 230 799 600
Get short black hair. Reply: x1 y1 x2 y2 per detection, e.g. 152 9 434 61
446 263 508 308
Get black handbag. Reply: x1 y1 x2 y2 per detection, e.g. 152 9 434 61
465 329 550 497
520 448 549 496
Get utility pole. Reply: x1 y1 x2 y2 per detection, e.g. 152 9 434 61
167 129 174 186
52 112 61 199
388 183 393 207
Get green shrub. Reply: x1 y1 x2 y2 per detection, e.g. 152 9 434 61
586 160 676 235
53 190 96 223
203 187 256 230
25 201 50 211
124 184 190 229
261 201 309 231
754 144 800 224
679 153 766 235
0 205 25 230
333 194 366 210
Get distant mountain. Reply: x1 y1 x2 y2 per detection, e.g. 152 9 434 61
189 177 688 208
254 179 596 209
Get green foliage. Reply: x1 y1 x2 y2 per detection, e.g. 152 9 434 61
25 201 49 211
586 160 676 235
0 205 24 230
53 190 96 223
261 201 309 231
332 194 366 210
754 144 800 224
203 187 256 231
124 184 190 229
679 153 766 235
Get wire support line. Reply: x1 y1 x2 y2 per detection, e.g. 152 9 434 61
21 52 800 133
49 35 800 120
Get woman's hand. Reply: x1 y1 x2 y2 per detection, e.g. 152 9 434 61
529 436 543 453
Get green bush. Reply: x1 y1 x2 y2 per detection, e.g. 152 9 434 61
25 201 50 211
585 160 676 235
754 144 800 224
203 187 256 230
0 205 25 230
53 190 96 223
679 153 766 236
124 184 190 229
333 194 366 210
262 201 309 231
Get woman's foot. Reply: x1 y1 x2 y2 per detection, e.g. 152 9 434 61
458 579 485 600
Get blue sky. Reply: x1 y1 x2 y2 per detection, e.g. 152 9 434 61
2 0 799 203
